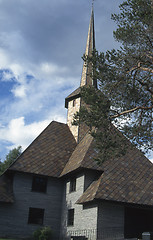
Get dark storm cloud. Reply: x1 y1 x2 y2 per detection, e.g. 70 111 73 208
0 0 122 68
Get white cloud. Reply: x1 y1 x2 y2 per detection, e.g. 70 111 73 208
148 152 153 163
11 84 27 98
1 71 14 82
0 44 78 122
40 62 68 75
10 63 24 78
0 115 66 152
0 48 9 67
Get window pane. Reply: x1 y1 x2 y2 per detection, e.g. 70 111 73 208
28 207 44 225
69 178 76 193
73 99 76 107
32 176 47 193
67 209 74 226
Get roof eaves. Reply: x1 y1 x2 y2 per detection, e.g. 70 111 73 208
76 175 102 204
65 87 81 108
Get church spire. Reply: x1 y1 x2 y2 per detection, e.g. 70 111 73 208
65 6 97 142
80 6 97 88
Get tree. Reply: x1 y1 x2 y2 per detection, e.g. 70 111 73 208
0 146 22 175
74 0 153 163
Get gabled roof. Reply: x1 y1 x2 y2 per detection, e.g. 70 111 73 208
57 121 153 207
77 140 153 207
60 133 103 177
0 174 14 203
9 121 76 177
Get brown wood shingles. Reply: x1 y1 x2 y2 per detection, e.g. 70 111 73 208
1 120 153 206
60 133 103 177
9 121 76 177
76 138 153 207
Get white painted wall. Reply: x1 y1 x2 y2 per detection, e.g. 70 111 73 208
67 97 81 142
61 173 98 240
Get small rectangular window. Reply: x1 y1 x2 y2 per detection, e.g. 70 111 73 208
32 176 47 193
28 207 44 225
73 99 76 107
67 209 74 226
69 178 76 193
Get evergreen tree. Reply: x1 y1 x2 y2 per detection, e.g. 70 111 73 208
0 146 22 175
74 0 153 163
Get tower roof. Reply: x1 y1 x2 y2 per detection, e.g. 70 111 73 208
80 6 96 87
65 7 96 108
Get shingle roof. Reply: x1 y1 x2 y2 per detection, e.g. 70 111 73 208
0 174 14 203
57 121 153 207
76 138 153 207
2 117 153 207
60 133 103 177
9 121 77 177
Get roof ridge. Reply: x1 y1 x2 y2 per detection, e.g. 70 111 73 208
60 132 94 176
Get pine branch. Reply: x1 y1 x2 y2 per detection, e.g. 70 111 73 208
128 64 153 74
111 105 153 119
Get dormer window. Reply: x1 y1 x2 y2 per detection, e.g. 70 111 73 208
69 178 76 193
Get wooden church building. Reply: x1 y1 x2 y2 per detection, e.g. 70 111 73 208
0 7 153 240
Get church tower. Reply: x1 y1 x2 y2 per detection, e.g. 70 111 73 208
65 7 97 142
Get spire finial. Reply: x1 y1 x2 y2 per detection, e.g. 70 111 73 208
92 0 94 8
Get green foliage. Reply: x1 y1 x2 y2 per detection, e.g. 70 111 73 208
39 227 52 240
73 86 130 163
33 228 42 240
74 0 153 162
73 86 110 130
0 146 22 175
33 227 52 240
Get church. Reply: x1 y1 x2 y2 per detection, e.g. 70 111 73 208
0 7 153 240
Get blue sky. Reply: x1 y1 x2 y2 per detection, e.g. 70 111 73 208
0 0 152 162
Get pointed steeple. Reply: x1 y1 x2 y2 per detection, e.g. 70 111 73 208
80 7 97 88
65 6 97 142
